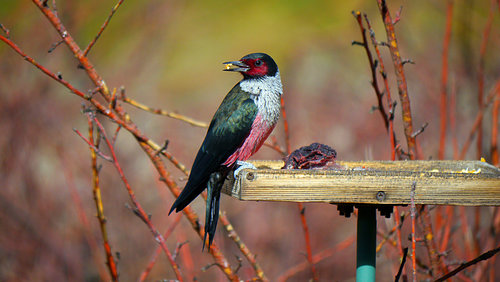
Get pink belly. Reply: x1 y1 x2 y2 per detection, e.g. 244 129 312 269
223 114 275 166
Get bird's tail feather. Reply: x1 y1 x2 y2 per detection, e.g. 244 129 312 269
202 171 223 251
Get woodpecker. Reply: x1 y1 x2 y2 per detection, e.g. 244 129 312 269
169 53 283 248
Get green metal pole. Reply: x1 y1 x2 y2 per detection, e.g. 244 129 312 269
356 205 376 282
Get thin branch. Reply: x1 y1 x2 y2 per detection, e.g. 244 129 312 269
280 95 317 281
281 96 291 154
48 39 64 53
83 0 125 57
364 14 398 160
0 23 10 38
297 203 319 281
33 0 112 100
394 248 408 282
477 0 495 160
2 7 242 280
352 11 390 131
419 204 447 277
73 128 114 162
376 0 416 160
91 114 183 281
438 206 454 254
263 136 286 156
450 77 459 159
219 212 269 281
376 212 406 253
491 83 499 165
410 182 417 282
411 122 428 139
277 236 355 282
140 143 239 281
138 213 183 282
392 6 403 25
122 94 208 128
459 80 500 159
434 246 500 282
86 116 119 281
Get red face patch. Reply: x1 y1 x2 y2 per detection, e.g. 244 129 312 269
242 58 269 77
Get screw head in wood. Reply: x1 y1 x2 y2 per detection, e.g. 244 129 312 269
246 172 254 181
376 191 386 202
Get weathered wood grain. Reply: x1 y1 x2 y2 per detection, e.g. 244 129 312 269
222 160 500 206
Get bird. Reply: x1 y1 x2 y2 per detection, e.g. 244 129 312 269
169 53 283 249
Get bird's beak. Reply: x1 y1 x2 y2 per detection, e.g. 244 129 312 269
223 60 249 72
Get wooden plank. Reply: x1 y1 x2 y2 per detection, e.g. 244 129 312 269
222 160 500 206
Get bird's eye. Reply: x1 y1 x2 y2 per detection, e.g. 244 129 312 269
254 59 263 66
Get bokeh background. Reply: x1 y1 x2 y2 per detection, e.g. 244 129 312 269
1 0 499 281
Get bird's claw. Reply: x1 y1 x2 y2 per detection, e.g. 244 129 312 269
233 161 257 179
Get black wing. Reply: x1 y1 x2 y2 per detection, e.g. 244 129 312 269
169 85 257 213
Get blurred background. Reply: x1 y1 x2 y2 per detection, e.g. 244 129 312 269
1 0 499 281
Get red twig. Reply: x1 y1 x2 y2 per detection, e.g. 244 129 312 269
90 115 183 281
158 144 268 280
438 206 454 260
376 0 416 160
86 116 119 281
459 207 475 261
280 96 291 154
410 182 417 282
297 203 318 281
33 0 112 100
264 136 286 156
83 0 125 57
139 213 183 282
277 236 355 282
450 77 459 159
281 95 318 281
459 81 500 159
363 14 398 159
376 211 406 255
439 0 453 160
59 149 111 281
73 127 114 162
139 143 239 281
0 33 146 143
492 84 500 165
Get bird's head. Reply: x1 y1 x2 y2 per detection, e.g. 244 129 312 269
223 53 278 79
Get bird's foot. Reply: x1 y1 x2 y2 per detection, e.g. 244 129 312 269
233 160 257 179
